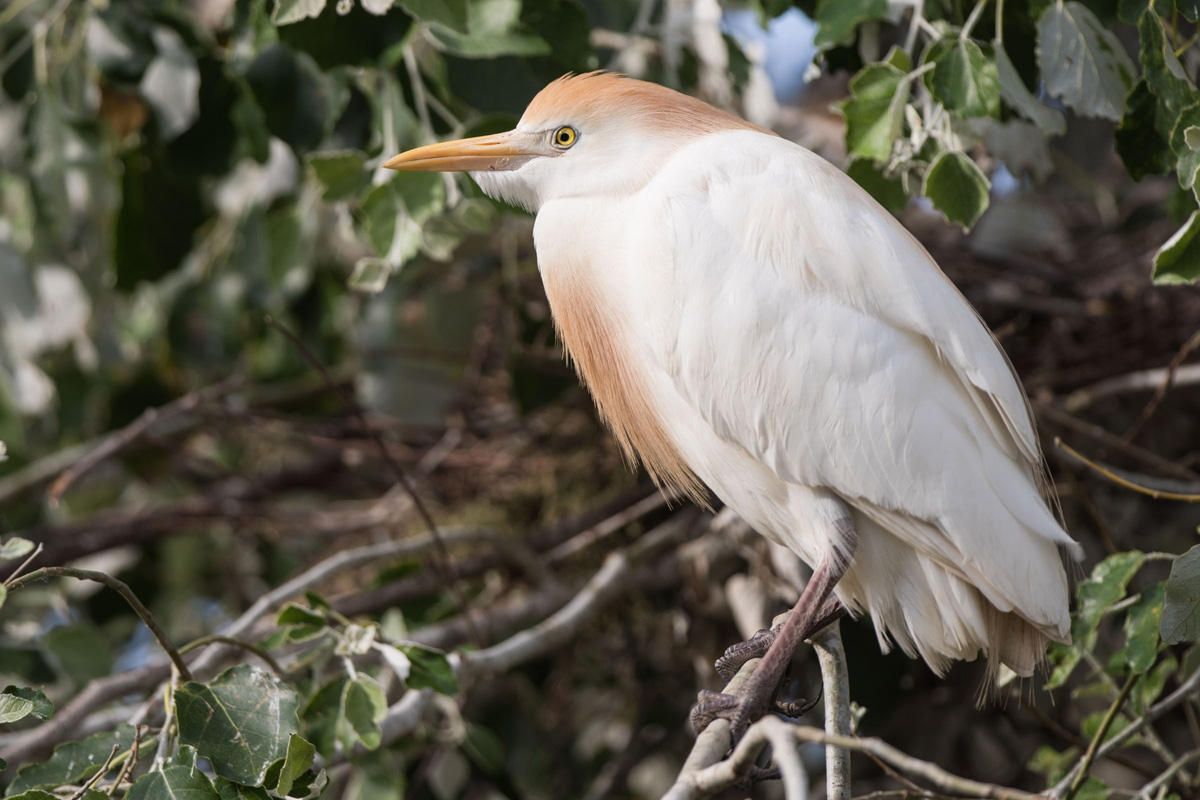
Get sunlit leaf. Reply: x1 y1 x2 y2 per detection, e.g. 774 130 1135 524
1074 551 1145 641
400 644 459 694
0 537 34 561
272 734 316 797
126 765 220 800
922 150 990 229
1123 582 1164 674
996 44 1066 135
176 664 302 787
1037 1 1135 119
1153 211 1200 284
274 0 327 24
813 0 888 47
839 63 907 161
0 686 53 722
399 0 469 31
927 39 1000 118
337 675 387 751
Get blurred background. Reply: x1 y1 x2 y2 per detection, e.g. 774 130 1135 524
1 0 1199 798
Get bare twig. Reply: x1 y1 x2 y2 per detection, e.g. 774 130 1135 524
1039 405 1200 483
68 743 120 800
48 374 246 502
1053 663 1200 796
1063 362 1200 415
1055 438 1200 501
1065 673 1138 800
814 623 852 800
6 567 192 680
178 635 283 675
1123 330 1200 441
264 316 483 646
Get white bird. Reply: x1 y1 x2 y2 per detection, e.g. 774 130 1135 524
385 72 1080 735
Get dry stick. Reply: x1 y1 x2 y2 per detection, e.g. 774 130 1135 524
1055 438 1200 502
1123 330 1200 442
5 541 43 584
1038 405 1200 483
178 635 283 675
814 623 852 800
6 567 192 681
263 316 482 646
1138 751 1200 800
48 374 247 503
1064 362 1200 415
68 743 120 800
107 726 143 798
1064 673 1138 800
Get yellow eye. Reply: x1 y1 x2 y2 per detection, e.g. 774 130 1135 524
553 126 578 148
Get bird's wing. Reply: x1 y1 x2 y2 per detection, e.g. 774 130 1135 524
630 132 1076 622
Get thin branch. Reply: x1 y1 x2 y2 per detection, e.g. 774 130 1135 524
1053 664 1200 796
6 567 192 680
48 374 246 503
815 623 852 800
1065 673 1138 800
178 635 283 675
1123 330 1200 441
68 743 120 800
1063 362 1200 414
1055 438 1200 501
264 316 482 645
1039 404 1200 483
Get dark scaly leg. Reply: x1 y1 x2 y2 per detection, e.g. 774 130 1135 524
691 518 858 743
714 594 848 682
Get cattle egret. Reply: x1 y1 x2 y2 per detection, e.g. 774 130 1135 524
384 72 1080 738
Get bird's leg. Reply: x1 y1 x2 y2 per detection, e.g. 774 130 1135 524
715 595 847 682
691 520 857 743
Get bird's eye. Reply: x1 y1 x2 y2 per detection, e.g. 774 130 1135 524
553 126 578 148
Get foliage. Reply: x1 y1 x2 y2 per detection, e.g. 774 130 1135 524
1 0 1199 797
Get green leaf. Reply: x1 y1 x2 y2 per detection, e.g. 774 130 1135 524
1075 776 1111 800
1045 639 1084 689
1123 582 1164 674
1153 211 1200 284
43 624 113 685
1027 744 1081 783
1081 710 1131 742
307 151 369 201
839 63 907 161
1140 654 1176 709
1138 9 1195 116
928 39 1000 118
1037 1 1135 120
348 257 392 293
400 644 459 694
1162 545 1200 641
176 664 302 787
272 734 316 797
398 0 470 32
813 0 888 47
273 0 326 25
1170 103 1200 188
921 150 990 229
846 157 907 213
337 675 387 751
126 766 221 800
1181 0 1200 21
1187 126 1200 150
426 0 550 57
1116 80 1176 180
996 44 1066 135
1074 551 1145 641
214 778 271 799
7 724 138 795
276 603 327 628
0 537 34 561
0 686 53 722
0 695 33 725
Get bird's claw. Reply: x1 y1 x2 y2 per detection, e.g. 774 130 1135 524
689 687 815 741
715 627 777 683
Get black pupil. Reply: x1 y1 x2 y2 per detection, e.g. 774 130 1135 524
559 130 571 143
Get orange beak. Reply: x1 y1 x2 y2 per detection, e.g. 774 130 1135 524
383 130 544 172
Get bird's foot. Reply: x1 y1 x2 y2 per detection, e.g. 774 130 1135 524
689 685 816 739
715 626 780 683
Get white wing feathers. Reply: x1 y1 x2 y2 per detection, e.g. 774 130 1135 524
632 132 1078 655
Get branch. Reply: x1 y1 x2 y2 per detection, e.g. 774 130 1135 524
48 374 246 503
814 623 852 800
6 567 192 680
1063 362 1200 415
1052 662 1200 796
1055 438 1200 501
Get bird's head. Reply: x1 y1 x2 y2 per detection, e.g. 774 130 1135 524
383 72 766 212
